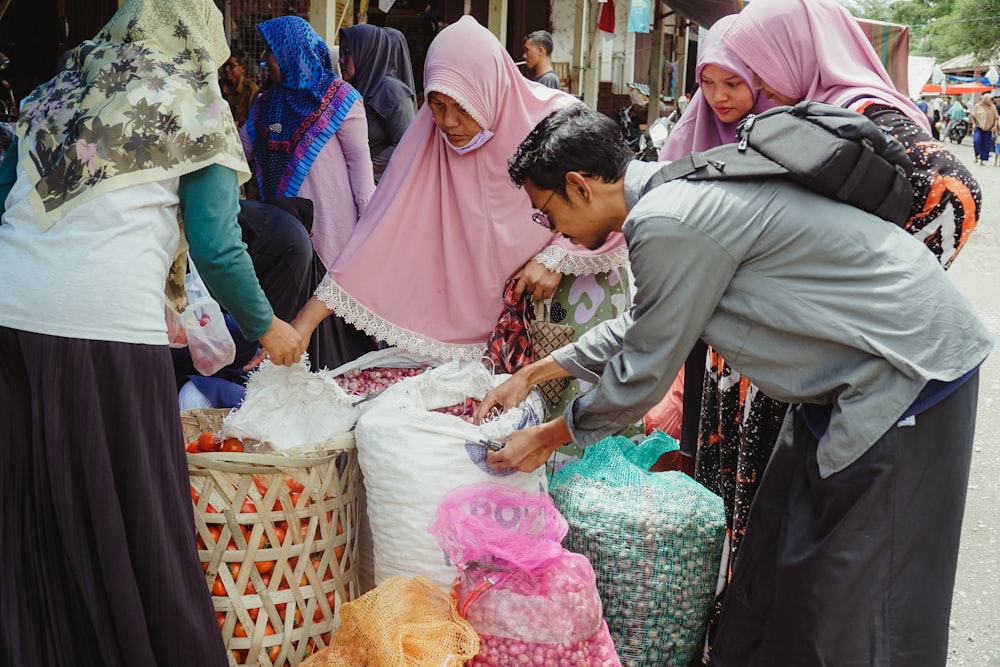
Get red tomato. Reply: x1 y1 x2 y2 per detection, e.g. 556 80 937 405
221 438 244 453
256 560 275 575
284 476 305 494
211 577 226 596
253 476 269 495
185 441 201 454
233 621 247 638
197 431 221 452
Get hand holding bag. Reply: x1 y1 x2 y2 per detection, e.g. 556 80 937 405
484 279 574 409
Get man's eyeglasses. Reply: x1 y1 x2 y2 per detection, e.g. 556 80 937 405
531 189 557 229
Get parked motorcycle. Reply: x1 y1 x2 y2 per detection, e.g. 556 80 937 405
947 117 970 145
618 105 676 161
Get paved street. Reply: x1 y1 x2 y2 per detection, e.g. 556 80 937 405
945 139 1000 666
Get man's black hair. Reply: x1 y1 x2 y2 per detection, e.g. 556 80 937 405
509 105 632 195
525 30 554 57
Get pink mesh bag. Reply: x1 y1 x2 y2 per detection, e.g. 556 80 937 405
430 483 621 667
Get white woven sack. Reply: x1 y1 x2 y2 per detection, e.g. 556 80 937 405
354 361 547 591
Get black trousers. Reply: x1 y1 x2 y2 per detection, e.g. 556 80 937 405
712 373 979 666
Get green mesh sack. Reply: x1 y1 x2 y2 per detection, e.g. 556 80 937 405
549 432 725 667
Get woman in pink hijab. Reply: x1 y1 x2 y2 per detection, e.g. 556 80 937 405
659 14 772 160
289 16 629 377
723 0 980 269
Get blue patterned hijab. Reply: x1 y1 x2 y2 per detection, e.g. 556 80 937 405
246 16 360 198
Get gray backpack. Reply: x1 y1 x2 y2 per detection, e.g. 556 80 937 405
643 101 915 225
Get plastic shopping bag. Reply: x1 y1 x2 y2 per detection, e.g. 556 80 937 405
181 259 236 376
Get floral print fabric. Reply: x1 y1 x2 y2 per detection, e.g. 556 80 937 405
548 268 638 463
15 0 249 229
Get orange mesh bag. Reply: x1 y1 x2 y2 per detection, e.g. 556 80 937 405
300 576 480 667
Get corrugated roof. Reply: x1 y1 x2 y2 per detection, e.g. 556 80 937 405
664 0 741 28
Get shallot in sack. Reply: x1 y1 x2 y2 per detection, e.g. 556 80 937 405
550 432 726 667
430 483 621 667
354 361 547 591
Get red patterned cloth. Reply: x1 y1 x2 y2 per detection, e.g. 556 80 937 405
484 278 534 374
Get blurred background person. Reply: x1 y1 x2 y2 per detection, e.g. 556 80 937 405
219 47 258 128
339 24 418 184
245 16 374 271
522 29 561 89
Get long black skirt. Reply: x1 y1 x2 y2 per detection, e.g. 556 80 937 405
712 372 979 667
0 327 228 666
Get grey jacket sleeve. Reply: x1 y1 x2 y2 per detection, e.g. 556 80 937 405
556 210 738 446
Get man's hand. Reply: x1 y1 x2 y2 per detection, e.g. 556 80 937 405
474 356 572 423
513 259 562 302
474 372 533 423
486 419 572 472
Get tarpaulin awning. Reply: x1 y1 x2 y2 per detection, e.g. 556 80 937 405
921 81 995 95
856 18 910 96
662 0 743 29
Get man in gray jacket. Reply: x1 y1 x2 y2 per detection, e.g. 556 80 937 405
475 105 991 666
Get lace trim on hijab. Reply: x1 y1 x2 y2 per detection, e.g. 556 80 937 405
314 275 487 362
423 84 490 130
533 243 630 276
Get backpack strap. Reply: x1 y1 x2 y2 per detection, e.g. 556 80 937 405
836 138 874 202
874 163 914 223
639 152 711 197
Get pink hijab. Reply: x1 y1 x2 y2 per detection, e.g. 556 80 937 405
322 16 627 362
722 0 930 132
659 15 773 161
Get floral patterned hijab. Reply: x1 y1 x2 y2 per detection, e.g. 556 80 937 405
246 16 361 199
15 0 250 230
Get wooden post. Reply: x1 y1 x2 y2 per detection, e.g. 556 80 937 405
488 0 508 46
308 0 336 46
647 4 664 124
572 0 587 96
582 0 601 107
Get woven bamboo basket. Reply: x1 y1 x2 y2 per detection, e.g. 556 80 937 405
181 409 359 667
